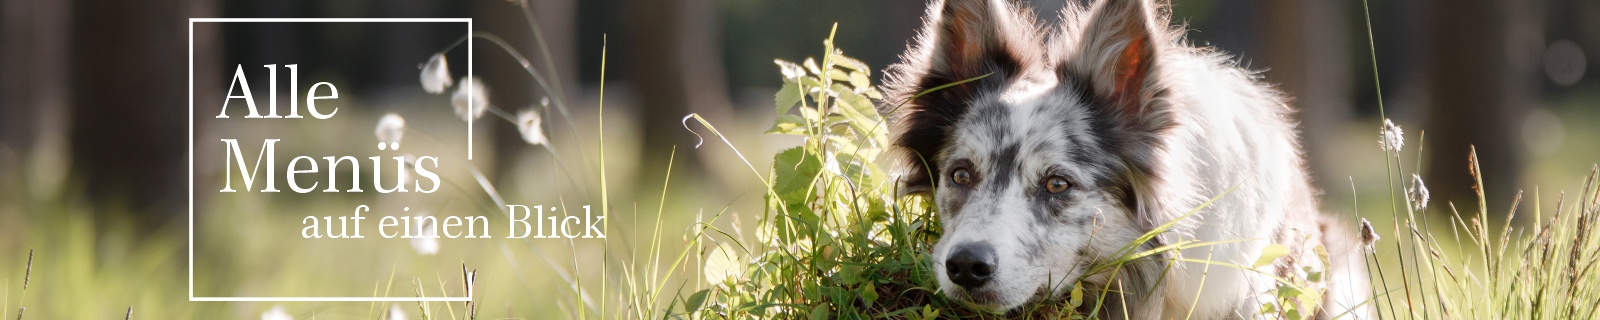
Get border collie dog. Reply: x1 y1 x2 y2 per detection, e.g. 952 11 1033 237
882 0 1371 318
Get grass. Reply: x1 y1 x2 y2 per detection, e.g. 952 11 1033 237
1356 137 1600 319
14 248 28 320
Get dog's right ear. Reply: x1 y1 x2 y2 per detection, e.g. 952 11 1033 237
884 0 1042 196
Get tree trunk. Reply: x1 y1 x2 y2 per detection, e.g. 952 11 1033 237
1260 0 1351 200
0 0 73 203
626 0 734 184
1423 0 1539 220
69 0 217 226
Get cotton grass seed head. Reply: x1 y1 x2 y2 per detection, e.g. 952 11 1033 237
387 304 409 320
515 109 547 146
396 154 415 187
452 76 489 122
375 113 406 147
420 53 453 94
261 306 292 320
1408 174 1430 211
1380 118 1404 153
411 214 439 255
1359 218 1380 253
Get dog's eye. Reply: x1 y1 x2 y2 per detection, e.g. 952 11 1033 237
1044 176 1070 194
951 168 974 186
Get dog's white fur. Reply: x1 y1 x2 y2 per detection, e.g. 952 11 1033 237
883 0 1372 318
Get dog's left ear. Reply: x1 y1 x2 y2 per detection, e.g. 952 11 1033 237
1059 0 1171 133
883 0 1044 196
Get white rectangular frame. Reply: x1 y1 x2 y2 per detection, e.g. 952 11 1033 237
189 17 474 302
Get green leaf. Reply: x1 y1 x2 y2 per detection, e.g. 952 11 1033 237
1254 243 1290 268
828 69 851 83
816 229 834 247
809 304 830 320
684 289 710 312
801 76 826 93
859 282 879 306
837 264 860 284
848 72 870 91
775 59 805 81
770 147 823 203
767 114 808 135
1069 283 1084 307
704 242 745 285
776 84 803 115
863 88 883 100
841 90 879 121
1305 267 1322 282
1275 283 1302 300
830 53 870 75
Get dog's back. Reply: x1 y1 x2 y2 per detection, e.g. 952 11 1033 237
1100 7 1373 319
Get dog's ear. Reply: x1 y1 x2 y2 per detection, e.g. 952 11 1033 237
884 0 1042 196
1060 0 1171 133
1057 0 1178 234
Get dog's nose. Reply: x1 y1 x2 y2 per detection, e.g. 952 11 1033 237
945 243 997 289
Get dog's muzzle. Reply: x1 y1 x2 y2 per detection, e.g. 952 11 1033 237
945 242 998 289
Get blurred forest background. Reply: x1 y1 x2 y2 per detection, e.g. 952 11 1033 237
1 0 1599 317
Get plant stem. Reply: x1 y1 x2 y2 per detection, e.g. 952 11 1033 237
16 249 29 320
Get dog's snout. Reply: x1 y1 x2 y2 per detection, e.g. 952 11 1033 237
945 243 998 289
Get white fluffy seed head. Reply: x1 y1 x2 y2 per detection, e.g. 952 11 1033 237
420 53 453 94
452 76 489 122
1380 118 1404 153
1408 174 1430 211
387 304 409 320
396 154 414 189
261 306 293 320
410 214 439 255
1359 218 1380 253
516 109 548 146
375 113 406 145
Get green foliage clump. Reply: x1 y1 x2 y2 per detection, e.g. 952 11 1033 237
675 25 950 320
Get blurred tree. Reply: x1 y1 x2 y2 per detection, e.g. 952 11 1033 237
0 0 72 204
1423 0 1540 219
69 0 218 227
627 0 734 184
1260 0 1351 198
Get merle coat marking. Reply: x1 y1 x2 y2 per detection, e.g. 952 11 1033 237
882 0 1372 318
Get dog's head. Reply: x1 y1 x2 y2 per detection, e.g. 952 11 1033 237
884 0 1176 312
